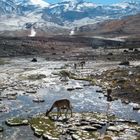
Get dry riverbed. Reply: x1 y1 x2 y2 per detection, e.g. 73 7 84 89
0 57 140 140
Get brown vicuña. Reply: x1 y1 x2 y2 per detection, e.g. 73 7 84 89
46 99 72 118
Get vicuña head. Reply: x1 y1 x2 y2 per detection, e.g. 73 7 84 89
46 99 72 119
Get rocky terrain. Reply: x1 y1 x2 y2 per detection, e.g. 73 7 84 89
0 1 140 139
77 14 140 38
0 35 140 60
0 57 140 139
5 112 140 140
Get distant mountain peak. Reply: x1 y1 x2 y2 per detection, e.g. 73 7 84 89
0 0 140 31
15 0 49 7
30 0 49 7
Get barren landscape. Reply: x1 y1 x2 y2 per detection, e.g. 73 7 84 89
0 0 140 139
0 34 140 140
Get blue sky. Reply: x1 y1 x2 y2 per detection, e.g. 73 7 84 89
45 0 139 4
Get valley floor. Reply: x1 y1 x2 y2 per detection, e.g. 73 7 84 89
0 57 140 139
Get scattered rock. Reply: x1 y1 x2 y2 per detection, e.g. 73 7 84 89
123 50 128 53
129 120 138 124
26 90 36 94
67 87 75 91
81 126 97 131
107 125 124 132
28 74 46 80
7 95 17 100
71 134 81 140
96 90 103 93
31 58 37 62
6 118 28 126
0 105 8 112
119 61 130 66
0 126 4 132
68 127 78 132
107 53 113 56
133 106 140 111
43 133 59 140
134 48 139 52
33 98 45 103
80 121 89 126
83 83 91 86
122 100 130 104
34 128 44 137
92 124 102 129
75 87 83 90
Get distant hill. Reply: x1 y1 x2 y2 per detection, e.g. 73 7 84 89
77 14 140 38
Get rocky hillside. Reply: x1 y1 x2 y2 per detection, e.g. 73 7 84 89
77 14 140 38
0 0 140 31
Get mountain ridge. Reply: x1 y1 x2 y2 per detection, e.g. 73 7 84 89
0 0 140 32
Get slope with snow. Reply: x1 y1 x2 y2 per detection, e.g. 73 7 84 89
0 0 140 31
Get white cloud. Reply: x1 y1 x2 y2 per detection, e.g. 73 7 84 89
30 0 49 7
62 0 83 3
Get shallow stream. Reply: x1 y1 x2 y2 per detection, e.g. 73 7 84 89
0 57 140 139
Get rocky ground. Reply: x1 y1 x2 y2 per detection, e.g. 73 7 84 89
0 35 140 139
0 36 140 61
5 112 140 140
0 57 140 139
58 60 140 104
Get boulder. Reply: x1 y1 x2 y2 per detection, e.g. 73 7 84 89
92 124 102 129
33 98 45 103
80 121 90 126
34 128 44 137
107 125 124 132
71 134 81 140
133 106 140 111
81 126 97 131
6 118 28 126
119 61 130 66
0 126 4 132
31 58 37 62
107 53 113 56
67 87 75 91
7 95 17 100
43 133 59 140
96 90 103 93
26 90 36 94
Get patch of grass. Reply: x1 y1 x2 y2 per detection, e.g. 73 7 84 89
28 74 46 80
58 70 96 85
0 59 9 65
71 75 97 85
59 70 72 77
29 115 60 138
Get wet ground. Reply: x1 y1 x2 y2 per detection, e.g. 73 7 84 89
0 57 140 139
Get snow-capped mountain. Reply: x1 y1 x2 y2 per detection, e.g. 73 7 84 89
0 0 140 31
43 1 140 26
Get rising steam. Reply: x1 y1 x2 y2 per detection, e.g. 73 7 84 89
69 30 75 36
28 26 36 37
